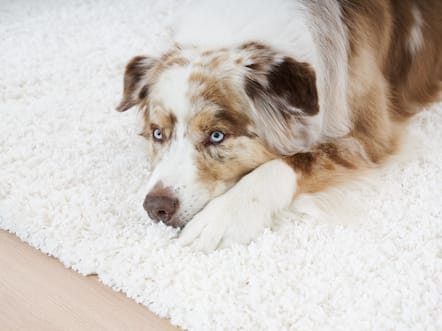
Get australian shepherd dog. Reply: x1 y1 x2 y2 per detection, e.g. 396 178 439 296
116 0 442 252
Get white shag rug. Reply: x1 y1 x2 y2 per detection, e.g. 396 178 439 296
1 1 441 330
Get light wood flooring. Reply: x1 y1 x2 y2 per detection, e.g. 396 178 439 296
0 230 180 331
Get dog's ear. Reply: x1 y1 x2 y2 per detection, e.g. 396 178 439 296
116 56 157 112
244 56 320 155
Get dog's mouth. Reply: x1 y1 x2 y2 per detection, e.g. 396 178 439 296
145 201 207 230
146 208 184 229
143 182 215 229
159 217 183 229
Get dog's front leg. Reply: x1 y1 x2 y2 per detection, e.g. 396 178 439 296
177 159 297 252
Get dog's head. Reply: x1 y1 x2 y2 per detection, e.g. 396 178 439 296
117 43 319 227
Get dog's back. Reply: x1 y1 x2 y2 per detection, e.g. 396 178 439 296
387 0 442 115
341 0 442 117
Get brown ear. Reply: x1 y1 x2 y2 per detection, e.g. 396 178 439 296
116 56 157 112
244 56 320 155
245 56 319 116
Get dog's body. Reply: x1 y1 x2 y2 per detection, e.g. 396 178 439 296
117 0 442 251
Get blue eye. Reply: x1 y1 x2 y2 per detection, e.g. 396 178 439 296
209 131 225 144
153 128 163 141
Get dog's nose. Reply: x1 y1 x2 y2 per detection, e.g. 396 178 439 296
143 193 179 224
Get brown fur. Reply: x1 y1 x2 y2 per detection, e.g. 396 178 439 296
196 137 275 192
188 70 273 190
246 57 319 116
140 103 179 164
116 56 154 112
286 0 442 193
241 44 322 154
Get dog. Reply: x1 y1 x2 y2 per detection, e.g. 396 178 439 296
116 0 442 252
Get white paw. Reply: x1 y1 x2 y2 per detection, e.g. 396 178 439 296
177 191 272 252
177 159 297 252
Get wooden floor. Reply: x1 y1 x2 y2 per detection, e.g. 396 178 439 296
0 230 179 331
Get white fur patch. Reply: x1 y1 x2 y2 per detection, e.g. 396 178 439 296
150 65 192 119
178 159 297 252
173 0 317 65
147 66 212 223
408 5 424 56
305 1 351 139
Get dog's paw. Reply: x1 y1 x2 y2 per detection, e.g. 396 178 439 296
177 192 272 253
177 159 297 252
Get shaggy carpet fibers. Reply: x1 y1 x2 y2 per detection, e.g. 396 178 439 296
1 1 441 330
